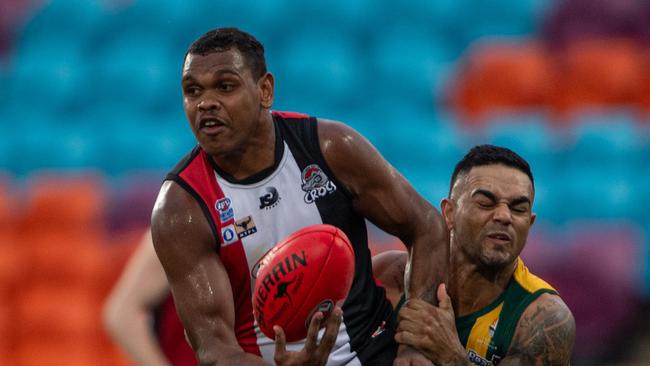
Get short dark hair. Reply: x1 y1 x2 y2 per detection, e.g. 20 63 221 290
449 144 534 196
185 27 267 80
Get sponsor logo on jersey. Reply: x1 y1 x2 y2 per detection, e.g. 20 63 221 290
489 318 498 338
467 349 502 366
259 186 281 210
371 320 387 338
215 197 234 222
235 215 258 239
221 224 238 246
300 164 337 203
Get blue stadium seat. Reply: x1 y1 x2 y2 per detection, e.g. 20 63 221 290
485 112 560 179
370 24 457 105
277 30 366 113
18 0 106 42
8 39 90 112
93 33 178 112
566 111 643 175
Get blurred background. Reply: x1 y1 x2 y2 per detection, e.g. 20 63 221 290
1 0 649 365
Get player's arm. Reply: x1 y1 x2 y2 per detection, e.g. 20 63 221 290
151 181 269 366
372 250 408 308
318 119 448 303
499 293 576 366
103 229 173 366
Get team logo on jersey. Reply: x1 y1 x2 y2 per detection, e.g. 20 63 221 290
215 197 234 222
221 224 238 246
259 186 281 210
300 164 337 204
235 215 258 239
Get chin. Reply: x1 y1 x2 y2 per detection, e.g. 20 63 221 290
479 252 513 269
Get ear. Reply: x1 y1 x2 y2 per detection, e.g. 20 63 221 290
529 212 536 227
440 198 455 231
259 72 274 109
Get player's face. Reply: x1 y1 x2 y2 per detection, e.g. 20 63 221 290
181 49 273 157
445 165 536 268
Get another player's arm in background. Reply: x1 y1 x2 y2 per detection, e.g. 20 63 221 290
318 119 448 304
152 181 270 366
500 293 575 366
103 229 173 366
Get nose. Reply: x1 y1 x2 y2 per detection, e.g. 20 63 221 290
492 203 512 225
198 94 221 112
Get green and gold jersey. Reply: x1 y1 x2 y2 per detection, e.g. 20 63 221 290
396 258 558 366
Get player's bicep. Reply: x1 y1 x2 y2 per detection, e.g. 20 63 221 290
501 294 575 366
317 119 432 241
151 181 241 359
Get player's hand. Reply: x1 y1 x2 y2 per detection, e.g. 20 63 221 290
393 344 433 366
395 284 467 366
273 307 342 366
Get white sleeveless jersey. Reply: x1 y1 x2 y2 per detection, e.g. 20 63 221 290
167 111 396 365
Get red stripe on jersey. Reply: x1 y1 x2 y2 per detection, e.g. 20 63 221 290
178 149 262 357
272 110 309 119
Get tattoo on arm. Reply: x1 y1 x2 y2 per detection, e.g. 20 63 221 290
503 295 575 366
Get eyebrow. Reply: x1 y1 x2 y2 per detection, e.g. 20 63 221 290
182 69 240 83
472 189 531 206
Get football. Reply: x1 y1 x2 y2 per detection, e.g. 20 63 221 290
252 224 355 342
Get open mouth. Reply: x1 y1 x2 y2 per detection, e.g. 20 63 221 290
199 117 226 135
487 232 511 242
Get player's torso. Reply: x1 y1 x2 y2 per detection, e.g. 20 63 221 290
170 112 393 365
456 258 558 366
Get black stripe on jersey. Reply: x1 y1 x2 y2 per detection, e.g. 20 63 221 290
275 114 395 353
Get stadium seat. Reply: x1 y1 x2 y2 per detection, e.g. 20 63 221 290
451 41 554 123
278 30 365 112
93 32 178 113
21 174 105 230
551 39 644 115
8 39 90 112
370 23 457 106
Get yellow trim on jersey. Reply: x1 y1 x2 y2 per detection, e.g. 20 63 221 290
513 257 556 294
465 303 503 358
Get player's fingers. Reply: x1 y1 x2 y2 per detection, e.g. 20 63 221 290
273 326 287 361
317 307 342 355
396 318 427 335
304 311 323 353
394 330 422 349
437 283 453 314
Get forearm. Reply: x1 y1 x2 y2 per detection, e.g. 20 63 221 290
405 208 449 304
104 306 171 366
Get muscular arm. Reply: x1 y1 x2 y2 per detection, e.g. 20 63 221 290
318 119 448 304
151 181 269 366
103 230 173 366
500 293 576 366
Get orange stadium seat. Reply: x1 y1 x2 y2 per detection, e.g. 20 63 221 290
639 49 650 113
20 174 106 231
20 230 106 289
15 284 101 342
451 41 554 124
551 38 644 116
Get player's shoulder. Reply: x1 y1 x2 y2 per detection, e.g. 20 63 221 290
314 117 372 156
151 180 206 236
508 292 575 364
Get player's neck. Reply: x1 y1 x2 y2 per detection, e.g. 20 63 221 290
450 247 517 318
211 112 276 179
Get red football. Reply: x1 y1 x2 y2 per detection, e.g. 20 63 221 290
252 224 355 342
